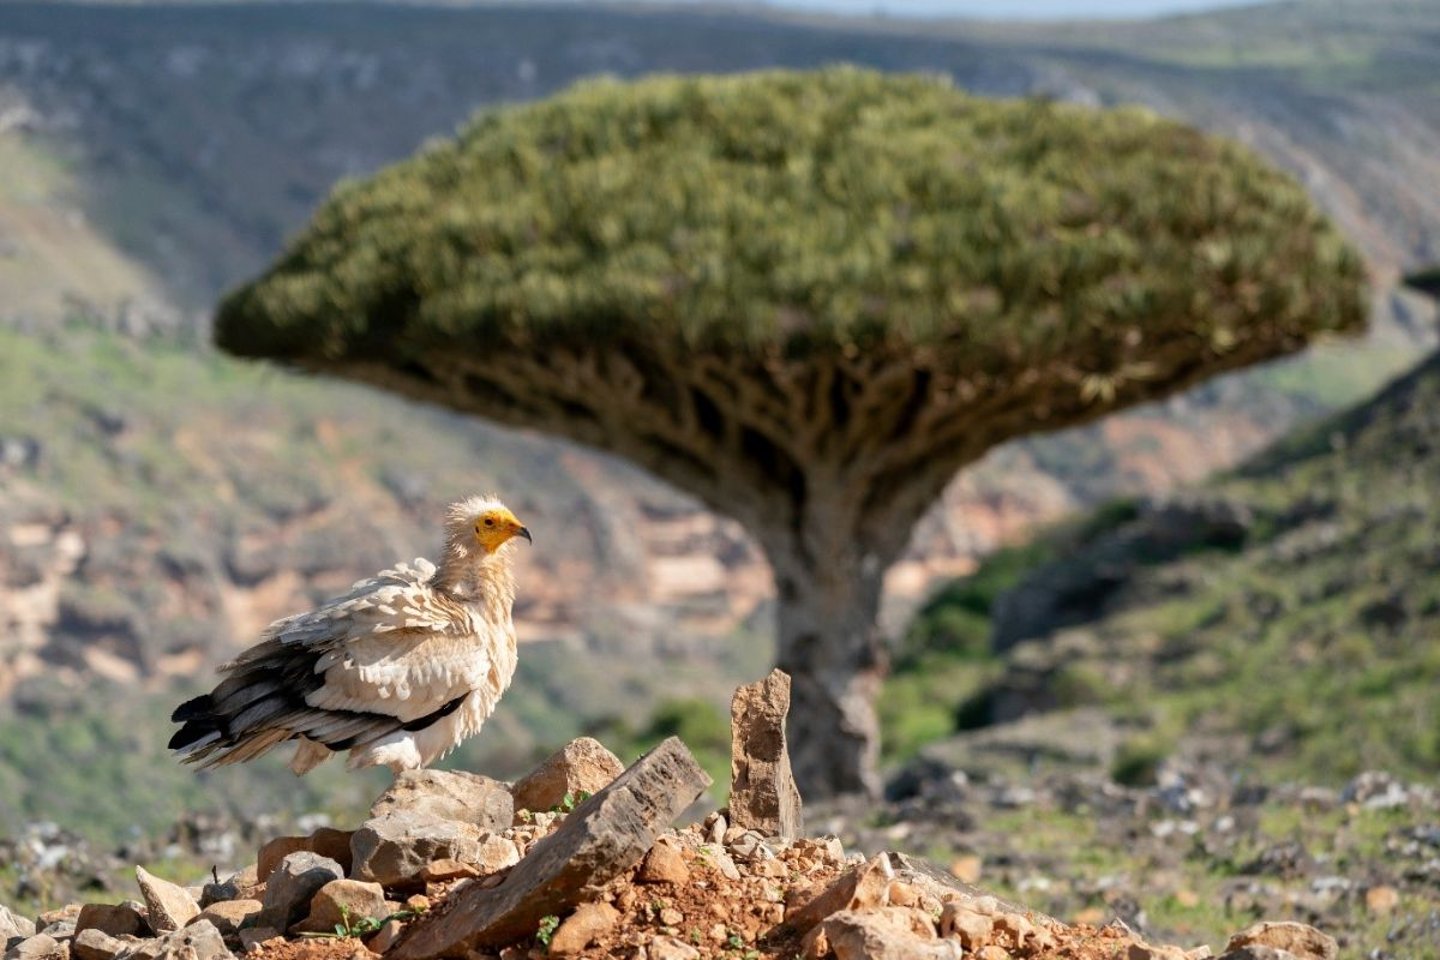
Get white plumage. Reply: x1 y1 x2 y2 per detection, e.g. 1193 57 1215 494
171 495 529 774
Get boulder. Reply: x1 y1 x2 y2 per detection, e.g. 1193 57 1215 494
4 935 66 960
509 738 625 815
636 841 689 886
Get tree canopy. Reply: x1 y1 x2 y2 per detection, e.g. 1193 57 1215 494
217 67 1363 375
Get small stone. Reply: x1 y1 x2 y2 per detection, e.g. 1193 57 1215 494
296 879 388 935
373 770 513 831
69 930 126 960
817 910 962 960
419 860 480 883
351 812 485 886
1129 944 1192 960
948 856 982 885
137 866 202 934
779 856 891 936
470 836 522 876
366 920 406 954
1364 885 1400 915
236 928 281 954
7 935 67 960
637 843 690 885
126 920 231 960
547 903 620 955
938 902 994 949
1218 948 1300 960
647 936 699 960
36 908 80 931
1225 923 1336 960
888 882 920 908
37 924 73 943
509 738 625 816
76 903 147 940
262 851 345 932
194 901 262 942
0 905 35 941
728 670 804 840
975 948 1010 960
257 836 311 883
704 813 727 847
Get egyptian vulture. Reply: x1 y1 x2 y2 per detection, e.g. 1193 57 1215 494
169 495 530 774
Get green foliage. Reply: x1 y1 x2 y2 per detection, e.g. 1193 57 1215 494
218 68 1364 377
893 349 1440 785
536 915 560 948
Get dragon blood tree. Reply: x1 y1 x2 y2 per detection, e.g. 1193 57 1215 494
214 68 1366 798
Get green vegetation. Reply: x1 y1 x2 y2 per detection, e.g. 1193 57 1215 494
891 347 1440 784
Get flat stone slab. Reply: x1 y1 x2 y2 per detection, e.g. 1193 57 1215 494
391 736 711 959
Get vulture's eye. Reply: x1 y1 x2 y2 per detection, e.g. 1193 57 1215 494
483 517 495 527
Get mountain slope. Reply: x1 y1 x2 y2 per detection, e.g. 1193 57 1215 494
902 345 1440 784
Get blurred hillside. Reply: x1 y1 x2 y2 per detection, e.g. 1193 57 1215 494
896 325 1440 790
0 0 1437 838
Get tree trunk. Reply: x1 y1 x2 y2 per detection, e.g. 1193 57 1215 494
768 543 889 800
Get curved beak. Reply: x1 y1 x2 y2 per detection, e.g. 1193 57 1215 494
516 525 533 544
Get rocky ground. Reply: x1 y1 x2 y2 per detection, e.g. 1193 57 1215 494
1 673 1411 960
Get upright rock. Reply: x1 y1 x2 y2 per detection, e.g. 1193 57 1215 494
729 669 804 839
509 738 625 815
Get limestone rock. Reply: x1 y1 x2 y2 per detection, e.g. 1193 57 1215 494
372 771 512 831
1218 949 1300 960
262 852 344 933
636 841 689 885
509 738 624 815
308 828 356 875
125 920 231 960
365 920 406 955
391 737 710 959
296 880 388 935
778 856 891 937
136 867 200 934
5 935 66 960
350 812 485 887
256 837 311 883
417 860 479 883
235 928 280 954
69 930 126 960
470 836 521 876
75 904 147 940
813 910 961 960
647 936 700 960
192 901 262 943
547 903 620 955
728 670 804 839
1225 922 1337 960
0 905 35 941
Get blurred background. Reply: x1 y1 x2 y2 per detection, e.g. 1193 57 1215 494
0 0 1438 948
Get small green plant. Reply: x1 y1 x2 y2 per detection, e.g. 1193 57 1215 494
551 790 592 814
536 915 561 948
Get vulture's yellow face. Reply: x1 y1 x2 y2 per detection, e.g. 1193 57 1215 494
473 506 532 552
